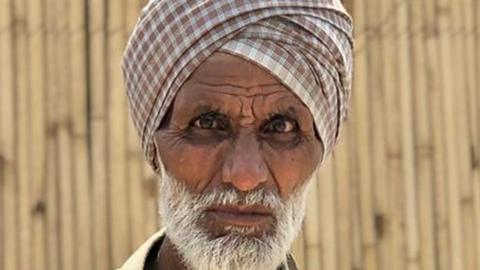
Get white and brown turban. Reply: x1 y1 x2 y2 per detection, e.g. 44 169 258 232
122 0 354 171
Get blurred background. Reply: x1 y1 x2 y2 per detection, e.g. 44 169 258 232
0 0 479 269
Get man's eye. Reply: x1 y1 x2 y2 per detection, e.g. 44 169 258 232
263 117 297 134
191 112 229 131
193 117 219 129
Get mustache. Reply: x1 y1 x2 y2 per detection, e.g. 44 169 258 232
187 186 283 211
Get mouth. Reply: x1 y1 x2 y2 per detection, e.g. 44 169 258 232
205 204 274 227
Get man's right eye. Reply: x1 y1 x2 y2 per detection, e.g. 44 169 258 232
190 112 229 131
193 117 219 129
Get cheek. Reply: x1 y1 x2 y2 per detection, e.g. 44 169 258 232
263 141 321 197
157 138 227 193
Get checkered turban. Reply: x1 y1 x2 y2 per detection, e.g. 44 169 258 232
122 0 354 171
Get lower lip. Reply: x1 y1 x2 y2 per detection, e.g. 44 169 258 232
206 210 273 227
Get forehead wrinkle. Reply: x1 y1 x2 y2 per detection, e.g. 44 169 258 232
197 81 245 90
206 91 294 121
202 88 286 98
184 86 302 124
197 80 282 90
238 97 256 126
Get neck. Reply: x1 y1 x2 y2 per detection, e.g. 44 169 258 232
155 237 189 270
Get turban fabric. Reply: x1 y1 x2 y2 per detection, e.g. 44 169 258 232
122 0 354 171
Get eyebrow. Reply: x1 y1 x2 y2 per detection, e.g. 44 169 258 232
189 104 222 116
266 106 301 120
185 104 301 124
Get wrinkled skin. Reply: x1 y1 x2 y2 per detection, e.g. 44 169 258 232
152 52 323 270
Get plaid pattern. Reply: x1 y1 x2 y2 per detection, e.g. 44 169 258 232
122 0 353 170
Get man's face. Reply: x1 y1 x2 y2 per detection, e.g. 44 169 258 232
153 52 322 269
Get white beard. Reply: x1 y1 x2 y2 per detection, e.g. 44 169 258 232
158 170 311 270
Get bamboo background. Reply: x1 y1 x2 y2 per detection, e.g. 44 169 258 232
0 0 478 269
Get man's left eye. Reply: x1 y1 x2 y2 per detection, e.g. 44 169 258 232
263 116 297 134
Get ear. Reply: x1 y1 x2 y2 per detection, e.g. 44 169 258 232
151 135 164 176
157 103 175 130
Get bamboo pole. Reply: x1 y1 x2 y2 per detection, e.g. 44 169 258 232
353 0 379 268
0 0 6 263
70 0 93 268
409 1 437 269
436 0 465 268
319 156 338 269
350 172 363 270
304 170 322 270
88 0 111 268
44 0 60 268
0 89 3 270
0 0 18 269
421 0 452 269
364 0 387 267
470 0 480 265
13 0 33 268
333 123 354 270
395 2 421 270
351 0 368 268
45 143 60 270
27 0 47 268
379 0 407 269
334 14 353 270
108 0 131 266
55 0 76 268
454 0 478 267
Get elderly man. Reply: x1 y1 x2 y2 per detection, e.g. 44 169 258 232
119 1 353 270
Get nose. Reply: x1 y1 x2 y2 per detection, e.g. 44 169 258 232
222 132 268 192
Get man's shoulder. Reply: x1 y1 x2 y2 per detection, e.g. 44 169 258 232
115 229 166 270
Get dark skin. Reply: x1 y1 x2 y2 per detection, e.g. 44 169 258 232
152 52 323 270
